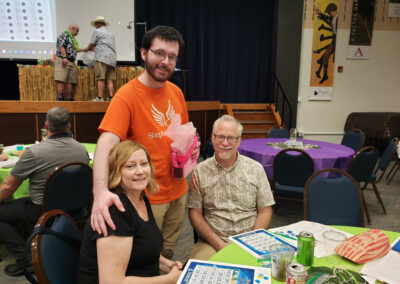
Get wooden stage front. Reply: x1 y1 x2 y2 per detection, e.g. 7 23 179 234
0 101 221 146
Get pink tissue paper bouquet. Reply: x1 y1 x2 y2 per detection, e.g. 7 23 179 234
165 114 199 179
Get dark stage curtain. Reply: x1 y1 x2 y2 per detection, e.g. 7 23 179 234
136 0 275 103
0 60 21 100
0 59 38 100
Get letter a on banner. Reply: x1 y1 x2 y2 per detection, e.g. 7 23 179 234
309 0 339 101
347 0 376 60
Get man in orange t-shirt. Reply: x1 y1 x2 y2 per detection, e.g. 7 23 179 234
91 26 194 259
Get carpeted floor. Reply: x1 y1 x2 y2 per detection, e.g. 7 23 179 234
2 162 400 283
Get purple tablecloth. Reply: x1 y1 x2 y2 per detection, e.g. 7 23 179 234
238 138 355 178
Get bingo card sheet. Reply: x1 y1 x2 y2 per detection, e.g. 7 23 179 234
229 229 297 259
177 259 271 284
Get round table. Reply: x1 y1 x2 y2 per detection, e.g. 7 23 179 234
209 226 400 284
238 138 355 178
0 143 96 199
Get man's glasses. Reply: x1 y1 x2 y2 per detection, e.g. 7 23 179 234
149 48 178 63
213 134 241 143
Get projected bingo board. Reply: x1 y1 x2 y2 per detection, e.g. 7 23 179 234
0 0 53 42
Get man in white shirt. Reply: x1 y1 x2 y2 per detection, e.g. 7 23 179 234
84 16 117 101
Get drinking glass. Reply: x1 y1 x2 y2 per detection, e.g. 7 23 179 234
289 128 297 142
323 231 346 256
270 243 295 281
297 130 304 140
322 231 347 265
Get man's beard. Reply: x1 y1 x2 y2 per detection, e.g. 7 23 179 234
145 60 174 82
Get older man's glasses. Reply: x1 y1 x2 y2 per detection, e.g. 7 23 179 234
149 48 178 63
213 134 241 143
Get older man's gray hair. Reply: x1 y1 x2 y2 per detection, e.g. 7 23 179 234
212 114 243 136
46 107 70 133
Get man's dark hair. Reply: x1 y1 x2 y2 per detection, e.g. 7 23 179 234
46 107 70 133
141 25 185 56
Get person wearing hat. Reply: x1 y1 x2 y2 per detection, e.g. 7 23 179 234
84 16 117 102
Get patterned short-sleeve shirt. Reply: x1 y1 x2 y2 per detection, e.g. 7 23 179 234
90 26 117 67
56 31 77 61
188 154 275 242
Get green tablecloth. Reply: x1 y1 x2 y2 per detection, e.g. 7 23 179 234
0 143 96 199
209 226 400 283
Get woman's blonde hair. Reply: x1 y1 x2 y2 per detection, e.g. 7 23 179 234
108 141 159 195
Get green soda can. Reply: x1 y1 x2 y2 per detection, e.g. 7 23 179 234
296 231 315 266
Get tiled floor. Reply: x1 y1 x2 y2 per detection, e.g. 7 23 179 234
1 163 399 283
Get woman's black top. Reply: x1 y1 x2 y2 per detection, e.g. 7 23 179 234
77 193 163 284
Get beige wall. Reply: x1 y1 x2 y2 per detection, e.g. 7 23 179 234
296 27 400 143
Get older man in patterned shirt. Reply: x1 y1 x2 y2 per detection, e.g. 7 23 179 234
85 16 117 102
188 115 275 260
55 23 85 101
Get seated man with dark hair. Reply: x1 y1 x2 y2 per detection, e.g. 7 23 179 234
0 107 89 276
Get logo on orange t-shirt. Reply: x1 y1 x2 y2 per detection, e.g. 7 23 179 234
148 100 175 140
151 100 175 127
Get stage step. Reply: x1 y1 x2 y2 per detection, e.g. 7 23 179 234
234 112 275 121
222 103 282 139
241 130 269 139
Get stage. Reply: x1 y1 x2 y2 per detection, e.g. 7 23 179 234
0 101 221 146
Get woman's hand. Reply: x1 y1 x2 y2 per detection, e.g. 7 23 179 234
167 266 182 284
159 255 183 273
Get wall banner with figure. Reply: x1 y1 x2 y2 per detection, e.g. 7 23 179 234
347 0 376 60
309 0 339 101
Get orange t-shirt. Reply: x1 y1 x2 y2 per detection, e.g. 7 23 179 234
99 78 189 204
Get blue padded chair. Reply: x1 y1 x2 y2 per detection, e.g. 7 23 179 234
370 138 398 186
341 129 365 153
268 127 289 138
347 146 379 224
386 157 400 185
385 138 399 185
304 168 365 227
31 210 82 284
358 138 398 219
273 149 314 202
43 161 92 222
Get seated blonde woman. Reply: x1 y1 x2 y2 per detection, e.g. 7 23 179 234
78 141 182 284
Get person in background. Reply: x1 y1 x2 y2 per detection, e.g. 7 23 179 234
90 26 196 260
78 141 182 284
0 107 89 276
0 154 7 161
55 23 86 101
188 115 275 260
84 16 117 102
